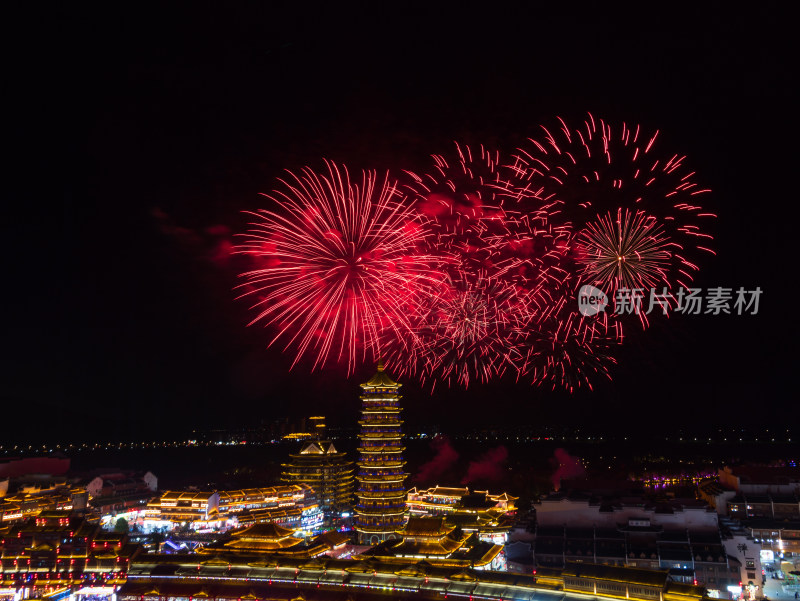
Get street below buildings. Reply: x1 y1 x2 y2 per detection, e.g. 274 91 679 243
762 558 800 601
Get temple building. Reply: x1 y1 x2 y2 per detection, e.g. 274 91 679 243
406 486 518 544
280 416 354 520
354 363 408 545
198 522 351 559
0 488 86 524
360 516 506 570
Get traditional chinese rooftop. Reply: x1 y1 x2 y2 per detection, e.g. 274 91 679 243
360 361 400 389
428 486 470 497
297 440 340 455
199 524 348 559
402 517 455 539
219 522 302 551
563 562 672 587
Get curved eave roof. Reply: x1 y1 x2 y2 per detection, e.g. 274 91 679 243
361 364 401 388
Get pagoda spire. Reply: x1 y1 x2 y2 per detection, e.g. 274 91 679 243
354 362 407 545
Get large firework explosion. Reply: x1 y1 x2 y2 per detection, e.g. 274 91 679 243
575 207 676 293
234 161 440 373
519 279 622 393
234 116 715 391
397 144 573 386
399 270 527 389
514 114 715 294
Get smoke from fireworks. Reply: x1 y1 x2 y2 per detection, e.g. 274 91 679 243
462 445 509 485
551 448 587 490
416 435 460 484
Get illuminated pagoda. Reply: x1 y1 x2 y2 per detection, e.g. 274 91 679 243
280 416 354 519
355 362 408 544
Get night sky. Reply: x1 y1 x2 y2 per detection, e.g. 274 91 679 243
4 4 796 443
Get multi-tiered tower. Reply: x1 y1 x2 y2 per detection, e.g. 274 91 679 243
280 428 354 520
354 362 408 545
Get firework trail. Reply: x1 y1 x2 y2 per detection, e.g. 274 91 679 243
235 160 440 373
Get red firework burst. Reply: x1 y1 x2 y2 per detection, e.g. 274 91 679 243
514 114 715 292
235 161 439 373
230 117 718 393
394 143 572 386
521 294 621 393
403 271 528 388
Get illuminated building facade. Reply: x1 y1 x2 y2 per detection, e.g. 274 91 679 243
361 516 506 571
0 511 140 601
144 491 220 529
217 484 314 515
142 485 322 533
406 486 517 543
280 421 354 518
0 489 87 525
228 485 323 535
354 363 408 545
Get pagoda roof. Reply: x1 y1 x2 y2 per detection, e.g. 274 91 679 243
361 362 400 389
430 486 469 497
311 531 350 548
298 441 339 455
223 538 302 552
401 516 455 538
230 522 297 541
391 536 464 557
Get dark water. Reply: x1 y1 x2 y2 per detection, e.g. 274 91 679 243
63 438 800 508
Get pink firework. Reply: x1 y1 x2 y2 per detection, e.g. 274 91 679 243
521 293 621 393
408 271 527 388
514 114 715 292
235 161 440 373
395 143 573 386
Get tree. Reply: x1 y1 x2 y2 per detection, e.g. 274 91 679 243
114 517 129 534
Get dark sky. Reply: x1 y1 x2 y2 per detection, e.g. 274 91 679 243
4 3 796 443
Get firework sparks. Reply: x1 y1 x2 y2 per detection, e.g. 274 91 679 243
514 114 715 291
232 117 716 393
576 208 676 292
235 161 440 373
397 144 572 386
408 271 527 388
521 296 621 393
